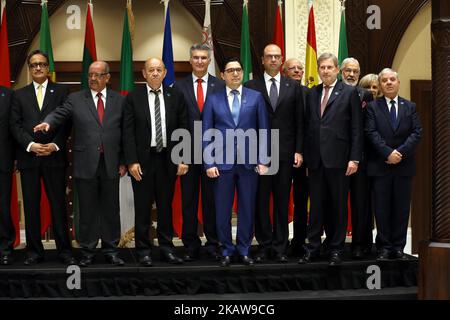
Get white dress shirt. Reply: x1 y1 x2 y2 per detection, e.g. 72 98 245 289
226 85 242 113
264 72 280 96
91 87 107 110
192 73 209 100
321 79 338 104
146 84 167 148
385 96 399 118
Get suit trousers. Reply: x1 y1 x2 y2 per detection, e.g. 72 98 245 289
0 172 15 254
350 169 373 251
215 165 258 257
20 166 72 259
255 162 293 255
291 166 309 254
75 155 120 258
180 163 219 254
372 175 412 252
132 150 176 257
307 166 349 254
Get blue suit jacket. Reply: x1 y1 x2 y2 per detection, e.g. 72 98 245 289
202 86 269 171
365 96 422 177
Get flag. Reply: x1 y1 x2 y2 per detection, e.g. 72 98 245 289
1 0 20 247
305 0 318 88
39 0 56 82
37 0 54 236
202 0 216 76
338 2 348 77
272 0 285 64
240 0 252 82
162 0 175 87
81 1 97 90
119 1 134 95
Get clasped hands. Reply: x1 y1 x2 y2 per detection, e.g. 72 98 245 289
386 149 402 165
30 143 57 156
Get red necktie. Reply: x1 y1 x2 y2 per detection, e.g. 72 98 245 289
97 92 104 124
320 85 331 117
196 78 204 112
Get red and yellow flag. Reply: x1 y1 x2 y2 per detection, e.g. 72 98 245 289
305 0 319 88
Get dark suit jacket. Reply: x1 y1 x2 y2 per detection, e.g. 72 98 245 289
356 86 373 169
123 85 188 177
202 87 269 171
304 81 363 169
0 86 14 173
44 89 125 179
365 96 422 177
10 82 70 169
173 74 225 164
245 76 304 162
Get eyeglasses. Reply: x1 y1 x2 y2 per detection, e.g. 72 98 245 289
224 67 243 74
88 72 108 78
264 54 282 60
29 62 49 69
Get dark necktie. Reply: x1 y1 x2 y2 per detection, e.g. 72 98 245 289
320 85 331 117
96 92 104 124
231 89 240 126
196 78 204 112
151 90 163 152
390 100 397 127
269 77 278 111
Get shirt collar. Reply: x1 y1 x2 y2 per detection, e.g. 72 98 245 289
146 84 164 95
385 95 399 106
91 87 107 99
33 79 48 90
226 85 242 96
323 79 338 89
192 73 209 84
264 72 281 83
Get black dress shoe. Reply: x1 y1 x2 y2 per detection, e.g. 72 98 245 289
139 255 153 267
298 250 311 264
60 256 78 265
106 255 125 266
376 250 390 262
275 254 289 263
392 251 409 261
79 257 94 267
254 253 267 263
240 255 254 266
23 256 43 266
329 252 342 266
0 255 12 266
204 248 221 261
183 251 199 262
352 248 364 260
220 256 231 267
160 252 183 265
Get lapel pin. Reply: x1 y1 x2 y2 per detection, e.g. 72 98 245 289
335 92 339 95
50 89 54 93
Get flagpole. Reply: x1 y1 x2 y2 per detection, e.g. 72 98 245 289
0 0 5 23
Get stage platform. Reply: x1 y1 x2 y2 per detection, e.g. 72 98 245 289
0 246 417 299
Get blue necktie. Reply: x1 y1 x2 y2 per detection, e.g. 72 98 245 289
231 89 240 126
390 100 397 127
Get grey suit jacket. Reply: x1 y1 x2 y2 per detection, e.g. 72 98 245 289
45 88 125 179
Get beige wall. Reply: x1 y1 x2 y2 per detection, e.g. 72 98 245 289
392 2 431 100
14 0 201 88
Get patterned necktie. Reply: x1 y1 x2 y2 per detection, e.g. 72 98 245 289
269 78 278 111
96 92 104 124
231 89 240 126
320 85 331 117
151 90 163 152
37 84 43 110
196 78 204 112
390 100 397 127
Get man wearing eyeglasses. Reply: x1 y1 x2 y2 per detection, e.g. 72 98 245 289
173 44 224 262
10 50 76 266
34 61 127 267
202 57 269 267
245 44 305 263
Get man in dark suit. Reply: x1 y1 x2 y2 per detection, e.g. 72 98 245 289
0 86 15 265
123 58 188 266
10 50 75 266
300 52 362 266
34 61 126 267
245 44 304 263
341 57 374 259
203 57 269 267
365 68 422 261
173 44 224 262
282 58 310 257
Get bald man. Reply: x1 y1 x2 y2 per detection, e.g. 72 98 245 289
123 58 188 266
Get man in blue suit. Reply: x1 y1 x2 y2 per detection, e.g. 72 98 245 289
202 57 270 267
365 68 422 261
173 44 224 262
